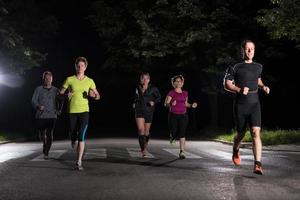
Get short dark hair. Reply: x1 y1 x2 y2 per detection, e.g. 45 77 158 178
241 39 255 50
75 56 88 68
42 71 52 80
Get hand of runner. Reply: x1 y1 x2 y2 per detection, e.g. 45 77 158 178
242 87 249 95
191 102 197 108
38 105 44 111
263 86 270 94
148 101 155 106
89 90 96 98
171 100 177 106
67 91 73 99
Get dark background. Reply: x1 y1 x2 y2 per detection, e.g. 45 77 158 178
0 0 299 139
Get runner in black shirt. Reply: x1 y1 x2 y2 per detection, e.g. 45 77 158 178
224 40 270 175
133 72 161 157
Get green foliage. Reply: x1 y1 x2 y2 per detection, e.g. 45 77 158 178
0 0 58 74
88 0 242 70
0 131 24 142
257 0 300 48
214 129 300 145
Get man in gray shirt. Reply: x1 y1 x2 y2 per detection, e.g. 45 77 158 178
32 71 60 159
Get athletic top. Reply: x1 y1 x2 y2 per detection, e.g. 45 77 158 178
62 75 96 113
32 86 59 119
224 62 263 104
134 84 161 112
167 90 188 114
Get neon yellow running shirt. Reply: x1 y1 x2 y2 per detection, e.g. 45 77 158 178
62 75 96 113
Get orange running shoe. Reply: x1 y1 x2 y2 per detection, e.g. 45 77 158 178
253 161 263 175
232 149 241 166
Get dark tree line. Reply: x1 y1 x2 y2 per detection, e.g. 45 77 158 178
87 0 299 128
0 0 299 133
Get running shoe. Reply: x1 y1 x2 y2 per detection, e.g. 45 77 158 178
170 134 176 146
76 161 84 171
253 161 263 175
232 149 241 166
179 150 186 159
141 150 149 158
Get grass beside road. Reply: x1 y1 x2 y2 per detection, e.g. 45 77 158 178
1 129 300 146
0 132 25 143
212 129 300 145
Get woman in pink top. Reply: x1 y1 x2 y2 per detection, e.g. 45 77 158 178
164 75 197 159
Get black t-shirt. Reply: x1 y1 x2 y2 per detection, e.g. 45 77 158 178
224 62 263 104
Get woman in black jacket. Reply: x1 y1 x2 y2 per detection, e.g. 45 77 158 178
133 72 161 157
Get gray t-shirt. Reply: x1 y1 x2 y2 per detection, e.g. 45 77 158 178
32 86 59 119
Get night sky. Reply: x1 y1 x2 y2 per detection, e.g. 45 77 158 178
0 0 299 139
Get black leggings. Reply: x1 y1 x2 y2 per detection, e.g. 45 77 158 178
69 112 89 142
168 113 188 139
41 129 53 156
36 119 56 156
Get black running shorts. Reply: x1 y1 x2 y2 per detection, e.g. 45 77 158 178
234 102 261 133
135 109 154 123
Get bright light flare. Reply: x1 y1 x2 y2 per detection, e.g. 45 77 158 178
0 73 25 88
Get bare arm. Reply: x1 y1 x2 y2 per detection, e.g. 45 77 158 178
185 97 197 108
225 80 242 93
258 78 270 94
185 97 191 108
164 96 173 107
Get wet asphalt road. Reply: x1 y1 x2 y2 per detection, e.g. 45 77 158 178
0 138 299 200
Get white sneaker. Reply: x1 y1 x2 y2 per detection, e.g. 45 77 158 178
76 161 84 171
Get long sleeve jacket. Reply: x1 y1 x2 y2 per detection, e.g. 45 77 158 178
133 85 161 112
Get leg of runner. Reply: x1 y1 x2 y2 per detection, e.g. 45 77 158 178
136 118 146 156
232 132 245 166
69 114 78 148
144 123 151 150
251 127 263 174
44 128 53 159
42 129 47 158
168 113 177 146
232 104 247 166
76 113 89 171
250 103 263 174
178 114 188 159
179 137 186 159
